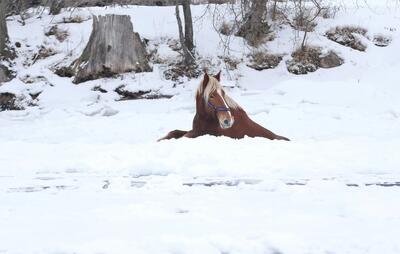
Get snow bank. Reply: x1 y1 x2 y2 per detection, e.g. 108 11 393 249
1 1 400 254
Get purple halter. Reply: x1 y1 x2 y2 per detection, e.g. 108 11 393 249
207 101 230 112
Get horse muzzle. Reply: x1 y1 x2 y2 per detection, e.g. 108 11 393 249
219 117 234 129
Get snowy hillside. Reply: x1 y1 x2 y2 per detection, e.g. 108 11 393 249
1 1 400 253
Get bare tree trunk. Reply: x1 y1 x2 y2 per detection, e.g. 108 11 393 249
0 0 9 57
272 0 278 21
49 0 65 15
236 0 269 46
175 1 195 65
72 15 151 84
0 0 14 83
182 0 194 52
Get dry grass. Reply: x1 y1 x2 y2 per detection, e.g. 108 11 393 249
219 21 234 36
163 62 202 82
373 34 392 47
286 46 321 75
32 46 57 64
247 51 282 71
326 26 368 51
291 46 321 63
222 56 241 71
287 46 343 74
45 25 69 42
115 86 173 100
54 66 75 77
62 15 86 24
0 93 24 111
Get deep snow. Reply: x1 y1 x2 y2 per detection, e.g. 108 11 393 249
1 1 400 253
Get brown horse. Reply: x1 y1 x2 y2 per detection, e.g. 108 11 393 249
158 72 290 141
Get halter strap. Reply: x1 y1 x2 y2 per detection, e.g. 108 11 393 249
208 101 230 112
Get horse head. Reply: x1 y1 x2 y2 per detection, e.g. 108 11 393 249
197 72 237 129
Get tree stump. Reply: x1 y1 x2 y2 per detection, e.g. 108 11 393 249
72 15 151 84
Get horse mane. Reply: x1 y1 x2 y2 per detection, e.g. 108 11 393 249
196 76 241 110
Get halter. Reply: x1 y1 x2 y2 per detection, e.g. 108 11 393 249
207 101 231 112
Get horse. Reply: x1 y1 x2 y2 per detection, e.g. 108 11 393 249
158 71 290 141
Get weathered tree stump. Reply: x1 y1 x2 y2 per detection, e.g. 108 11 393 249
72 15 151 84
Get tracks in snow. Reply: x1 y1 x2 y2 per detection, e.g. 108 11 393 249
1 174 400 194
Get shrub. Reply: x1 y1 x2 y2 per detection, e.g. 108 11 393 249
326 26 368 51
287 46 321 74
287 46 343 75
247 51 282 71
0 93 24 111
219 21 234 36
62 15 85 24
373 34 392 47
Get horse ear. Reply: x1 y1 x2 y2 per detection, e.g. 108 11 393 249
214 71 221 81
202 72 210 89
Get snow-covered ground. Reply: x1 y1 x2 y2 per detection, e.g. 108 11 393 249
1 1 400 253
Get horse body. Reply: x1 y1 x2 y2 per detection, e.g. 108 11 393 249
158 72 289 141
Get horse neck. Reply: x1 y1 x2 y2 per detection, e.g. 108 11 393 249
195 93 211 118
231 105 245 118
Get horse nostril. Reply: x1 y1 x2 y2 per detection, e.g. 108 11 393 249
224 119 229 125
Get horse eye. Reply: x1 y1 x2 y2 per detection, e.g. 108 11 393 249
210 95 215 99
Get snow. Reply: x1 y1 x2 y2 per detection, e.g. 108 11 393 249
1 1 400 254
